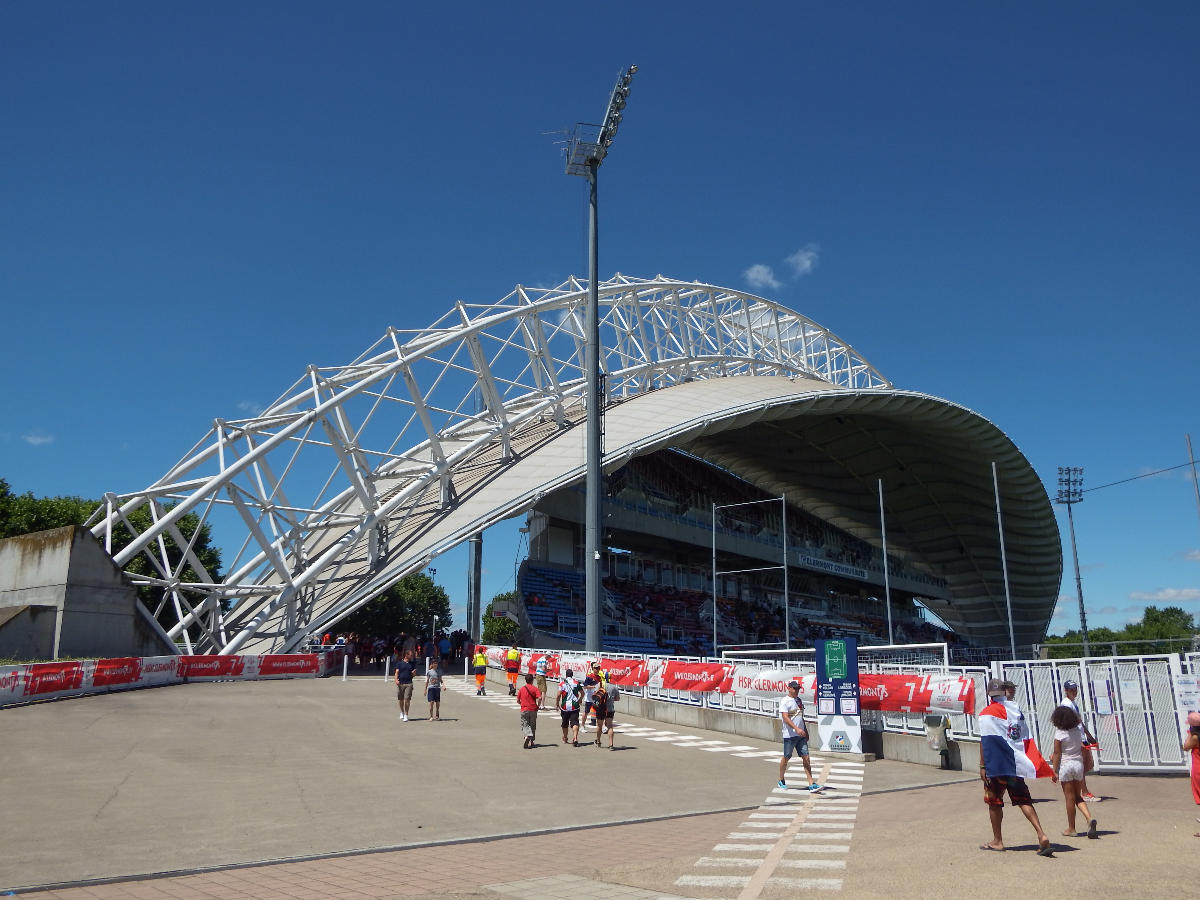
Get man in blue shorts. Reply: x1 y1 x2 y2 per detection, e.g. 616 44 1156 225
778 680 821 792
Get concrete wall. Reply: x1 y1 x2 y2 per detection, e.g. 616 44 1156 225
0 527 175 660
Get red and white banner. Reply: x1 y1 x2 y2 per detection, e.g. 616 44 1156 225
858 673 976 716
92 657 143 687
23 661 86 696
179 655 247 680
0 651 328 707
650 660 734 693
473 650 976 716
257 654 320 678
599 657 649 687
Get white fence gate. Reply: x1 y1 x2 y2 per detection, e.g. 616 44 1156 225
998 654 1195 773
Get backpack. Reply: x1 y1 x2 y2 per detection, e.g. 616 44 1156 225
592 685 608 712
611 686 620 703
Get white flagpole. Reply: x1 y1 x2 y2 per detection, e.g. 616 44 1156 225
879 478 893 644
992 461 1016 658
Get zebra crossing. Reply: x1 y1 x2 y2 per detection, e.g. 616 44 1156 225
446 678 865 896
673 757 864 897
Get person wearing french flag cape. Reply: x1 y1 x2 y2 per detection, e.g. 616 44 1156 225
978 677 1055 856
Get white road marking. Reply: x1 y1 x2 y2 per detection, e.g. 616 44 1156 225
777 859 847 869
675 875 749 888
785 844 850 854
765 876 844 890
712 843 772 852
808 812 857 820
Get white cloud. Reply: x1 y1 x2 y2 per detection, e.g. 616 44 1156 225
21 430 54 446
1178 549 1200 562
785 243 820 278
1128 587 1200 605
236 401 266 417
743 264 782 291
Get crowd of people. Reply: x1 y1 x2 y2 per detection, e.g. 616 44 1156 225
318 628 472 670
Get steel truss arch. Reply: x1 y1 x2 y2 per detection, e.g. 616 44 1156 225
89 274 1000 655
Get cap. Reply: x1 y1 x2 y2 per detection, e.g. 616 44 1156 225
787 680 801 690
986 678 1016 696
1063 679 1079 690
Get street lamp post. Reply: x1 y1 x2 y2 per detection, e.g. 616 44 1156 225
1055 466 1089 656
564 64 638 654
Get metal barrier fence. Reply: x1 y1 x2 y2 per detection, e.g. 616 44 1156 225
508 645 1199 771
998 654 1194 773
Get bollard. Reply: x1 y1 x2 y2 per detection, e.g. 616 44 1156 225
342 653 349 682
383 656 391 682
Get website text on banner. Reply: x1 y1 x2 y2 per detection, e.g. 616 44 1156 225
485 650 975 716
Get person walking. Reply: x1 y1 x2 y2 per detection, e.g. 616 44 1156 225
978 678 1054 856
1049 705 1097 838
1185 710 1200 837
517 674 541 749
393 650 415 721
777 681 821 792
591 679 618 749
534 655 549 710
1059 679 1102 803
557 667 583 746
505 643 521 696
425 658 443 721
472 645 489 695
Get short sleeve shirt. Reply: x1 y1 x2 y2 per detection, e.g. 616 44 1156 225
558 678 581 711
394 660 414 684
779 696 803 738
1054 726 1083 762
426 669 442 689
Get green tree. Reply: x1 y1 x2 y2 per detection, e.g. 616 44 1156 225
336 571 451 638
481 590 520 644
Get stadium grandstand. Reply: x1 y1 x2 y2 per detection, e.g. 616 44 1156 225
516 449 998 662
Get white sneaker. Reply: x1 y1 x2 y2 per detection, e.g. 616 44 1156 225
402 713 408 721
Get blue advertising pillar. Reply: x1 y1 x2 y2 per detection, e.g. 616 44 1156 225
815 637 863 754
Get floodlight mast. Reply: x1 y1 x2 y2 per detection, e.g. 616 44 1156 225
564 65 637 654
1055 466 1089 656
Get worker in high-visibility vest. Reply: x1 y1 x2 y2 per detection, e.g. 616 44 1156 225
472 646 489 695
505 644 521 696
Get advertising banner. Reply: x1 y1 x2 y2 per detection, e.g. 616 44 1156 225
257 654 320 677
92 657 143 687
138 656 183 687
23 661 86 696
179 655 247 680
728 667 815 704
598 657 649 687
858 673 976 716
652 660 734 693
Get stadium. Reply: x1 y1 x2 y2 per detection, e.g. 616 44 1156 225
88 275 1062 660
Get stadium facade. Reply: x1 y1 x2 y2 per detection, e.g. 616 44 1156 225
87 275 1061 657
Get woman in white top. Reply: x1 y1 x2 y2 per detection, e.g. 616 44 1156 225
1049 705 1097 838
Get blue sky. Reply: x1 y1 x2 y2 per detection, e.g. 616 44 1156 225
2 3 1198 638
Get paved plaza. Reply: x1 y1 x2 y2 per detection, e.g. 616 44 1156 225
2 673 1197 899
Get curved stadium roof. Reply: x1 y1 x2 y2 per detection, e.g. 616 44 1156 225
89 275 1061 654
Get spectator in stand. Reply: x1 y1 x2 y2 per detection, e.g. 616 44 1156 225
517 674 541 749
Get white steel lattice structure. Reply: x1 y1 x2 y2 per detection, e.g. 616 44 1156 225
88 274 1060 655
